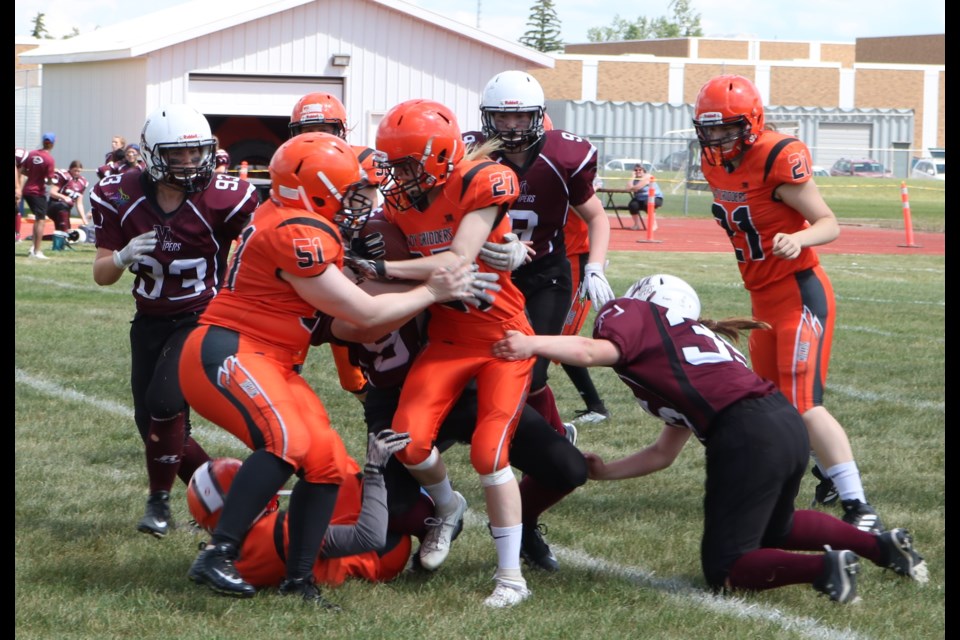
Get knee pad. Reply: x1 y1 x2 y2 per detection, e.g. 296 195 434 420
479 465 515 487
403 446 439 471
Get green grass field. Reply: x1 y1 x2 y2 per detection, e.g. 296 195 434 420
15 224 944 638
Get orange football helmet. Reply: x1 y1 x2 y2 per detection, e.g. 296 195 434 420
542 112 554 131
375 99 464 211
186 458 279 533
692 75 766 167
289 92 348 139
269 132 373 231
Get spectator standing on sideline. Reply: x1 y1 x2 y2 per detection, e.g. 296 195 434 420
180 131 474 606
20 132 57 259
47 160 91 233
287 91 384 403
465 70 615 434
91 104 259 539
692 74 882 533
493 273 928 604
627 164 663 231
357 99 535 608
15 147 27 242
105 135 126 163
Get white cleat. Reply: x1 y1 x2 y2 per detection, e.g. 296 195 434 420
483 577 532 608
419 491 467 571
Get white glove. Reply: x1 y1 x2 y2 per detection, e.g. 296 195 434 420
478 233 528 271
112 230 157 269
584 262 615 308
463 264 501 309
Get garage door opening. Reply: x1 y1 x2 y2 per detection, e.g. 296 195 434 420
208 115 288 178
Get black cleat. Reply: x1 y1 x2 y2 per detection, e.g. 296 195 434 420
810 466 839 507
520 523 560 572
137 491 171 538
876 528 929 583
188 542 255 598
813 547 860 604
841 499 884 534
279 576 341 611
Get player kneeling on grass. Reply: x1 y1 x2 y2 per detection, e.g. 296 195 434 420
492 273 929 604
187 430 414 608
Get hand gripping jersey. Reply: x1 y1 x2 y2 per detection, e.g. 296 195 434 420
701 131 820 291
594 297 776 442
462 129 598 269
382 157 526 341
201 199 345 361
50 170 89 207
91 171 257 316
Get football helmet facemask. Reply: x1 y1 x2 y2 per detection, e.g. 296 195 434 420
692 75 765 168
480 70 546 152
269 132 373 230
289 92 348 139
624 273 701 320
375 99 464 211
140 104 217 193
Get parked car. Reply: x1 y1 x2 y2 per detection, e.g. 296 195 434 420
829 158 892 178
812 165 829 177
911 158 945 180
657 149 689 171
603 158 655 173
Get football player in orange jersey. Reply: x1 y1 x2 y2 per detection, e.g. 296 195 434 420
693 75 882 534
353 98 536 608
288 91 384 403
179 132 477 607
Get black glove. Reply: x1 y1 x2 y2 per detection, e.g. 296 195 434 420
365 429 412 475
344 251 388 280
350 232 385 260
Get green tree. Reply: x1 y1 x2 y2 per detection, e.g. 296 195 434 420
30 12 50 39
587 0 703 42
519 0 564 53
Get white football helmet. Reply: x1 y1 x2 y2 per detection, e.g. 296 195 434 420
624 274 701 320
480 70 546 151
187 457 279 533
140 104 217 193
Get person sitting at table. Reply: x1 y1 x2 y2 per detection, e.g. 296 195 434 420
627 164 663 231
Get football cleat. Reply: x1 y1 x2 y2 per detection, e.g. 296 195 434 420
572 408 610 426
813 547 860 604
520 523 559 572
562 422 578 446
419 491 467 571
483 576 532 608
279 576 341 610
188 542 255 598
810 466 839 507
841 499 884 534
137 490 171 538
877 528 929 583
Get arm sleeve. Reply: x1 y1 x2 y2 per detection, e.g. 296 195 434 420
319 472 389 559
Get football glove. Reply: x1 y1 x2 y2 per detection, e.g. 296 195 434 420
584 262 615 308
463 265 501 309
478 233 529 271
350 231 386 260
365 429 412 475
113 230 157 269
344 252 388 280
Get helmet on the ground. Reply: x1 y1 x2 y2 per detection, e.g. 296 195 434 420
692 75 765 167
187 458 278 533
375 99 463 211
140 104 217 193
289 92 348 139
480 70 546 151
269 132 373 229
624 274 701 320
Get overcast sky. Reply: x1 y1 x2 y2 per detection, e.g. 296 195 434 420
16 0 945 44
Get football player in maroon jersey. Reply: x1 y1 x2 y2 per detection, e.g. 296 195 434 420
493 274 928 604
466 70 614 436
91 104 259 540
